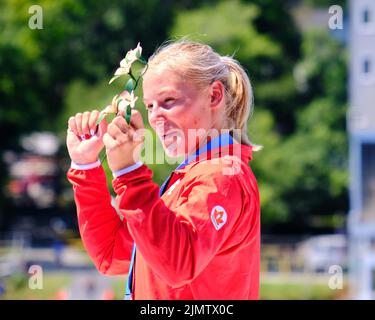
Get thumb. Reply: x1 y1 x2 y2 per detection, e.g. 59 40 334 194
129 110 144 131
98 117 108 138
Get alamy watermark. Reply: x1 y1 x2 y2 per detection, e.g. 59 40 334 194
328 5 343 30
328 265 343 290
28 265 43 290
120 127 243 176
28 5 43 30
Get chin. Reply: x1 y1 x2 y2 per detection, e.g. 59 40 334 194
163 143 185 158
161 135 186 159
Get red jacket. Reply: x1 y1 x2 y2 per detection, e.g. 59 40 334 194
67 143 260 299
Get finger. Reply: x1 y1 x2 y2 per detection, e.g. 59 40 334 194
103 132 118 150
129 110 144 131
112 116 139 143
68 116 78 136
66 127 81 145
88 110 100 135
112 116 129 133
126 125 136 142
81 111 91 136
75 113 83 137
133 127 146 143
98 117 108 138
107 122 128 144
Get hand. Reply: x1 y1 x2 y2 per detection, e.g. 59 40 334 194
103 110 145 172
66 110 108 164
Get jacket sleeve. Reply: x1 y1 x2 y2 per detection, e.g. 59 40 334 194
112 164 245 288
67 166 134 275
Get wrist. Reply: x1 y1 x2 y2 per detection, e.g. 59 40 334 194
70 155 100 165
109 160 137 172
112 161 143 178
71 159 101 170
108 153 141 172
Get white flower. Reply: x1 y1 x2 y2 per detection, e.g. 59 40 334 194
128 90 138 109
99 95 118 116
123 42 142 66
117 91 138 113
114 65 131 76
109 43 142 85
118 99 129 113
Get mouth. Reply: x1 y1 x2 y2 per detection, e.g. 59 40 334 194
155 126 177 140
162 131 176 139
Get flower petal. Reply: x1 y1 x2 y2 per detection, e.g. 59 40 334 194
109 75 122 85
135 42 142 58
114 67 127 76
120 58 127 67
118 99 130 113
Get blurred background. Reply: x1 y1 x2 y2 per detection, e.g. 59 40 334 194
0 0 372 300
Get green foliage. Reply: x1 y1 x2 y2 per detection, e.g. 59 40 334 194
302 0 346 8
0 0 349 231
256 30 348 227
2 272 72 300
0 0 174 225
171 0 281 60
295 29 348 103
260 280 341 300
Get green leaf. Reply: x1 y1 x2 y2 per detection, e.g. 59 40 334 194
125 105 131 124
125 78 135 93
109 75 122 85
96 113 107 125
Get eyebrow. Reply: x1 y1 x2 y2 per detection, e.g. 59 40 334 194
143 87 179 103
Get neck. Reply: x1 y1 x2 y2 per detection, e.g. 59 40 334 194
185 129 233 160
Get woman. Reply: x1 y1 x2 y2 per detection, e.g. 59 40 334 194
66 40 261 300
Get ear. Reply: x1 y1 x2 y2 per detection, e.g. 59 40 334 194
209 80 225 108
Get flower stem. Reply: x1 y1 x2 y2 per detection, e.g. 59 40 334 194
100 153 107 163
129 70 137 82
134 64 148 89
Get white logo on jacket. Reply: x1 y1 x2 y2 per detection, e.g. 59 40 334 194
211 205 227 230
166 179 181 195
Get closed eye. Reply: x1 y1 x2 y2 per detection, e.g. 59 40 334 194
163 97 176 108
144 98 177 111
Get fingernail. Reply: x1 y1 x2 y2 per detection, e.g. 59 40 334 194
80 135 86 141
90 129 95 136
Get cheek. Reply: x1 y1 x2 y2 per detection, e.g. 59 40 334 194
181 100 208 129
148 112 156 129
186 113 208 129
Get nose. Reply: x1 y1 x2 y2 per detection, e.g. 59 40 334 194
148 103 165 125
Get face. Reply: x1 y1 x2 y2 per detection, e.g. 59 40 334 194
143 68 224 158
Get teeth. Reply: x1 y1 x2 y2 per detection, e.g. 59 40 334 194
163 132 174 139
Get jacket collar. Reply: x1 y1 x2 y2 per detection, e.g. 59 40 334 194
174 133 253 173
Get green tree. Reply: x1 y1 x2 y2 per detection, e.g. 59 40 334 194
168 0 348 230
0 0 349 233
0 0 174 227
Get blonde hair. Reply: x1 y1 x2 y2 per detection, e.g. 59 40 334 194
146 40 262 151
